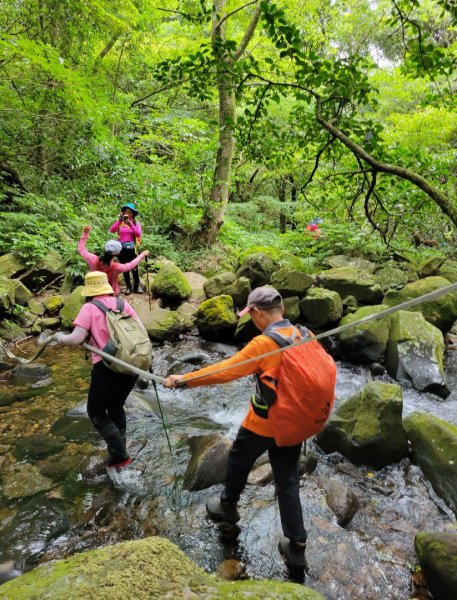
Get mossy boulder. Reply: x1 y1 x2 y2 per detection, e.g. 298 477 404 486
10 280 32 306
316 381 408 468
338 305 390 364
0 276 16 311
415 531 457 600
224 276 251 309
374 265 410 293
419 256 446 278
382 276 457 330
0 536 323 600
195 295 237 340
0 253 27 278
236 252 276 288
283 296 301 323
59 286 85 328
31 317 60 334
404 412 457 515
27 298 46 316
19 250 66 292
151 263 192 305
141 305 182 342
0 319 26 341
385 310 449 398
437 259 457 283
43 295 65 316
321 255 377 272
270 268 313 297
316 267 383 303
203 272 236 299
299 288 343 330
238 246 306 272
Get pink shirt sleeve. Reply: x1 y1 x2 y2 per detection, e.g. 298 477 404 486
114 251 147 273
78 232 99 271
131 222 142 238
109 220 122 233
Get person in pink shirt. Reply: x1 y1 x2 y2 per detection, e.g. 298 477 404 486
109 202 143 295
78 225 149 296
53 271 146 470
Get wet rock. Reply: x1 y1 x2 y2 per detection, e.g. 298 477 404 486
140 305 182 342
316 381 408 469
315 476 359 526
40 452 88 482
370 362 385 376
415 531 457 600
404 412 457 514
0 560 21 585
183 433 232 490
298 451 318 475
1 463 54 500
8 364 51 385
385 310 449 398
50 415 99 443
0 497 69 567
247 462 273 486
217 558 247 580
12 434 66 461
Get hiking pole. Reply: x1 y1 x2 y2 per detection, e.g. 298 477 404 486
152 380 173 453
145 256 152 311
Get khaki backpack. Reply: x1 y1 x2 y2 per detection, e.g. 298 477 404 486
90 298 152 375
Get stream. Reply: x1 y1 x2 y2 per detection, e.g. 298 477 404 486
0 336 456 599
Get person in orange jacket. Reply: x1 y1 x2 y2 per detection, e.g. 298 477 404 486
164 287 307 571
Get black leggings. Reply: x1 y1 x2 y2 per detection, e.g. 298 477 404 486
119 246 139 288
87 361 138 463
221 426 306 543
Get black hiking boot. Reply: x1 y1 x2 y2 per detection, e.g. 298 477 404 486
133 284 144 294
278 535 307 570
124 287 131 296
206 495 240 524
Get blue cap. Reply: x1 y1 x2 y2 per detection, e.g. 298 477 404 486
121 202 138 216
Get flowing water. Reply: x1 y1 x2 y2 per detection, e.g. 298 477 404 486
0 336 456 599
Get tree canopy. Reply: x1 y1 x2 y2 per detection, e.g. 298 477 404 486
0 0 456 269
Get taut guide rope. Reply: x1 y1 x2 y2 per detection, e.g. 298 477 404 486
3 281 457 385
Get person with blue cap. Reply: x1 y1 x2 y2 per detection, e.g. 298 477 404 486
78 224 149 296
109 203 144 295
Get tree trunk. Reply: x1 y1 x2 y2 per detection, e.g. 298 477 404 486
193 0 261 246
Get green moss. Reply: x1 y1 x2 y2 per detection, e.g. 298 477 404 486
0 537 324 600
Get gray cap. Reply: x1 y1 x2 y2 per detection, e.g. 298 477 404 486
238 286 283 317
105 240 122 255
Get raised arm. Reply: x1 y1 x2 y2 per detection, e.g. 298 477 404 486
115 250 150 273
77 226 99 270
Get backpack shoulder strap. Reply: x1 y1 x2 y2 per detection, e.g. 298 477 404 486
90 299 110 314
264 330 290 348
116 297 125 312
264 322 302 348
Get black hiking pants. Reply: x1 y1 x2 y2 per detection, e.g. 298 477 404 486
119 246 140 289
87 361 138 464
221 426 306 543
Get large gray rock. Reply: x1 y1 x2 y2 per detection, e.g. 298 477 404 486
0 276 15 311
224 276 251 309
316 381 408 468
300 287 343 329
338 305 390 364
19 250 66 292
140 305 182 342
183 433 232 490
316 267 383 303
236 252 276 288
321 255 377 272
385 310 449 398
270 268 313 297
415 531 457 600
0 253 27 278
203 272 236 298
404 412 457 515
374 265 411 293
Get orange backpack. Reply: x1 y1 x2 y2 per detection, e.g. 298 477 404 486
260 325 337 447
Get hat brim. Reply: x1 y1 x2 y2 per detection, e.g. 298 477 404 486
81 284 114 297
237 306 251 317
121 205 139 216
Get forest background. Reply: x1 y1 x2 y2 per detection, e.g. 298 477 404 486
1 0 456 281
